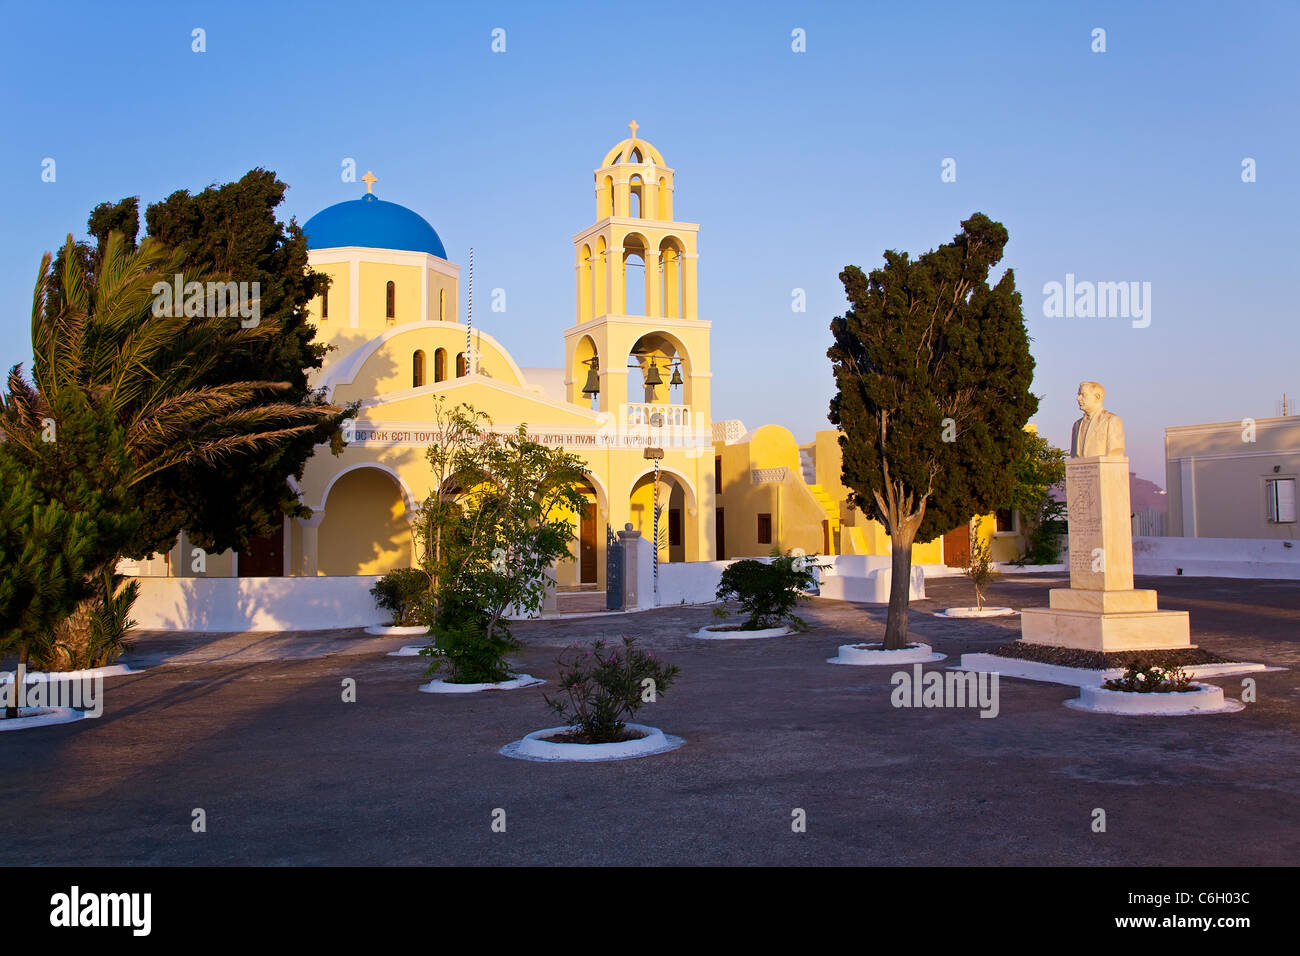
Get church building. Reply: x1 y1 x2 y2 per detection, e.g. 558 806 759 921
125 127 1022 587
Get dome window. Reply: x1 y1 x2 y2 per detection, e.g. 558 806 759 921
386 281 396 323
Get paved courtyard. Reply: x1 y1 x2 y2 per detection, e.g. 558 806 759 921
2 572 1297 866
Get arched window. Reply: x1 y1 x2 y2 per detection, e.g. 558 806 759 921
434 348 447 382
321 289 328 321
629 175 643 219
412 350 425 388
386 281 396 322
456 352 467 377
439 288 446 321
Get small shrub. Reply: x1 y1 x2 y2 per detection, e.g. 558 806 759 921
713 550 822 630
544 636 680 743
369 568 432 627
1102 661 1195 693
961 518 998 611
420 588 518 684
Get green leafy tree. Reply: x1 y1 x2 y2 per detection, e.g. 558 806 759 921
38 173 351 558
827 213 1037 649
411 396 493 616
0 442 96 716
1008 432 1067 564
1 233 345 667
421 421 588 683
138 169 351 555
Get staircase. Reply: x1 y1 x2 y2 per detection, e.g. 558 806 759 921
798 448 817 484
798 447 840 550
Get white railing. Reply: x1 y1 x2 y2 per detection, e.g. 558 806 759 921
624 403 690 429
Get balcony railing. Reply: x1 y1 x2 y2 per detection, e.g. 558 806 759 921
624 403 690 429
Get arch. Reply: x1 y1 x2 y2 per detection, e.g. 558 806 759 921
627 467 696 564
659 236 685 320
577 243 592 324
572 333 600 408
629 175 643 219
456 352 467 377
385 280 396 322
621 232 651 317
658 175 672 219
593 237 608 319
314 461 417 515
626 330 694 405
317 464 414 575
412 349 425 388
434 347 447 382
317 322 530 396
601 137 666 167
598 175 614 219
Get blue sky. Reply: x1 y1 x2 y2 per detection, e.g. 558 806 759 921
2 0 1296 484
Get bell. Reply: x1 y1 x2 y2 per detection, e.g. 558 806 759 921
582 362 600 396
643 358 664 387
669 365 683 387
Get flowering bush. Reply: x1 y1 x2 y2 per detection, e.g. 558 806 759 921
1102 661 1195 693
543 636 680 743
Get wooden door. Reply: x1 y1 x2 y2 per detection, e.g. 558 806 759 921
580 501 597 584
240 529 284 577
942 522 971 568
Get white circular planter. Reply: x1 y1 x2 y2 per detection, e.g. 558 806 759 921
0 707 86 732
828 642 947 665
1 664 142 683
934 607 1018 618
364 624 429 636
693 624 795 640
419 674 544 694
387 644 433 657
500 722 685 762
1065 682 1244 716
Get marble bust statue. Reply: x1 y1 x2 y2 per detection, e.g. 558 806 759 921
1070 381 1125 457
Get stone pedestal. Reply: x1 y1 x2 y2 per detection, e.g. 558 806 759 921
1020 455 1190 652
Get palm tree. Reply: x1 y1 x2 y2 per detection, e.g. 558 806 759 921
1 232 346 668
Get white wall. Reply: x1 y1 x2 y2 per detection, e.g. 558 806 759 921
132 576 387 632
817 554 925 603
1132 535 1300 579
655 560 731 606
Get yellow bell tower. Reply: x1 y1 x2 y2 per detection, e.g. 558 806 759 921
565 123 711 424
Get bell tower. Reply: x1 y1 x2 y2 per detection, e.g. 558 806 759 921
565 123 711 423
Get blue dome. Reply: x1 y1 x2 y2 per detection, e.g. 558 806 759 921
303 193 447 258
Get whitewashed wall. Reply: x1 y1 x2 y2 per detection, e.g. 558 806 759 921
1132 535 1300 580
655 560 731 606
132 576 387 632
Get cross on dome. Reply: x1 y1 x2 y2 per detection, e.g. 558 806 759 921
362 170 377 194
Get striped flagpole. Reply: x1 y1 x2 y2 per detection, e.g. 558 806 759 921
465 247 474 373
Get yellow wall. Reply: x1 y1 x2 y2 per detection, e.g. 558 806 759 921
318 468 413 575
